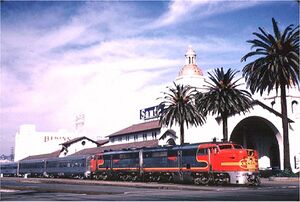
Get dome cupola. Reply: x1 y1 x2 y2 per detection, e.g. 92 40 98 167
178 45 203 77
175 45 206 90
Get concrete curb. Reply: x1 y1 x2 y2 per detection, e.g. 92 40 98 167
268 177 299 182
3 177 298 191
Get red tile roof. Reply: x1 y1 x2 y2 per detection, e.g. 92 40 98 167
60 136 100 147
20 150 61 161
19 139 159 160
107 120 161 138
96 139 109 146
71 140 159 156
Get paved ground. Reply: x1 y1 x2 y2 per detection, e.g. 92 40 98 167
0 177 299 201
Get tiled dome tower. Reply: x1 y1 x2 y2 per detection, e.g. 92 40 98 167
175 45 206 91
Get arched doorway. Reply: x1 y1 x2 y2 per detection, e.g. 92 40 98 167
230 116 280 170
166 138 176 146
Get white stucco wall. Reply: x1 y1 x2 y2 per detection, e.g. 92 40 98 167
173 47 300 172
105 129 160 146
176 72 300 173
14 124 78 161
59 139 98 157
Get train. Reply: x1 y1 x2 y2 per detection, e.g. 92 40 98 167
0 142 260 185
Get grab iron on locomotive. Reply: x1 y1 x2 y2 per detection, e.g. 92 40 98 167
0 142 260 185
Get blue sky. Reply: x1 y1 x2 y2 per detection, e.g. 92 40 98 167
1 1 299 155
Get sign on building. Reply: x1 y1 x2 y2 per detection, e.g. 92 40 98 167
140 105 164 120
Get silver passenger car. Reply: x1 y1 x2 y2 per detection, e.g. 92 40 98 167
45 155 91 178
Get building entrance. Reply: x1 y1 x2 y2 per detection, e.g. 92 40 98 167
230 116 280 170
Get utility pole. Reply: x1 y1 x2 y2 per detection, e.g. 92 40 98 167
10 147 14 161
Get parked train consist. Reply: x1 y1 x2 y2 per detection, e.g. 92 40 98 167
0 142 260 185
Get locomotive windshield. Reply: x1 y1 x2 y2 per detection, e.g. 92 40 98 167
233 144 243 149
218 145 232 150
218 144 243 150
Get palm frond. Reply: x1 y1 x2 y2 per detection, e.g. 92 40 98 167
157 82 206 144
272 18 281 41
242 18 299 94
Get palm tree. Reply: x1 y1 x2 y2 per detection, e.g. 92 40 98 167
196 68 253 142
158 82 206 145
241 18 299 170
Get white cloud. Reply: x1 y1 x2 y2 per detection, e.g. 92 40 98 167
149 0 262 29
1 30 184 144
1 1 268 155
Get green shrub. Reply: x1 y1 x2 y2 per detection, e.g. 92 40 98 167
275 169 300 177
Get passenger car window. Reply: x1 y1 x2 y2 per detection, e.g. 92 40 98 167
119 153 139 159
182 149 197 156
152 151 167 157
167 150 177 157
143 152 152 158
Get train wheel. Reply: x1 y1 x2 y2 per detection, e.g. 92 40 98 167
132 175 138 182
201 177 210 185
194 178 201 185
168 175 174 182
126 175 133 181
194 174 210 185
247 174 261 186
200 173 210 185
103 175 108 181
214 173 229 185
251 176 261 186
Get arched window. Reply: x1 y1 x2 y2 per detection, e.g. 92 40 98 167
166 138 176 146
291 100 298 113
271 100 275 108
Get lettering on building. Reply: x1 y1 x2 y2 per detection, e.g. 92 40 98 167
140 105 164 120
44 136 72 143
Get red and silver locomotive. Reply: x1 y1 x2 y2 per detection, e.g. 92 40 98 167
91 142 260 185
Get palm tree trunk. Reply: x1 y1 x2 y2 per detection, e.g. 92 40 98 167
180 123 184 145
280 84 291 170
222 114 228 142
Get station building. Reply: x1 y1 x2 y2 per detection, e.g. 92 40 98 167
13 46 300 173
14 114 87 161
160 46 300 172
103 45 300 172
14 124 76 161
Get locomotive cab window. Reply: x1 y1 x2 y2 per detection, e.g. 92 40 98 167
93 155 100 160
208 147 218 154
219 145 233 150
233 145 243 149
103 155 110 160
197 148 208 156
